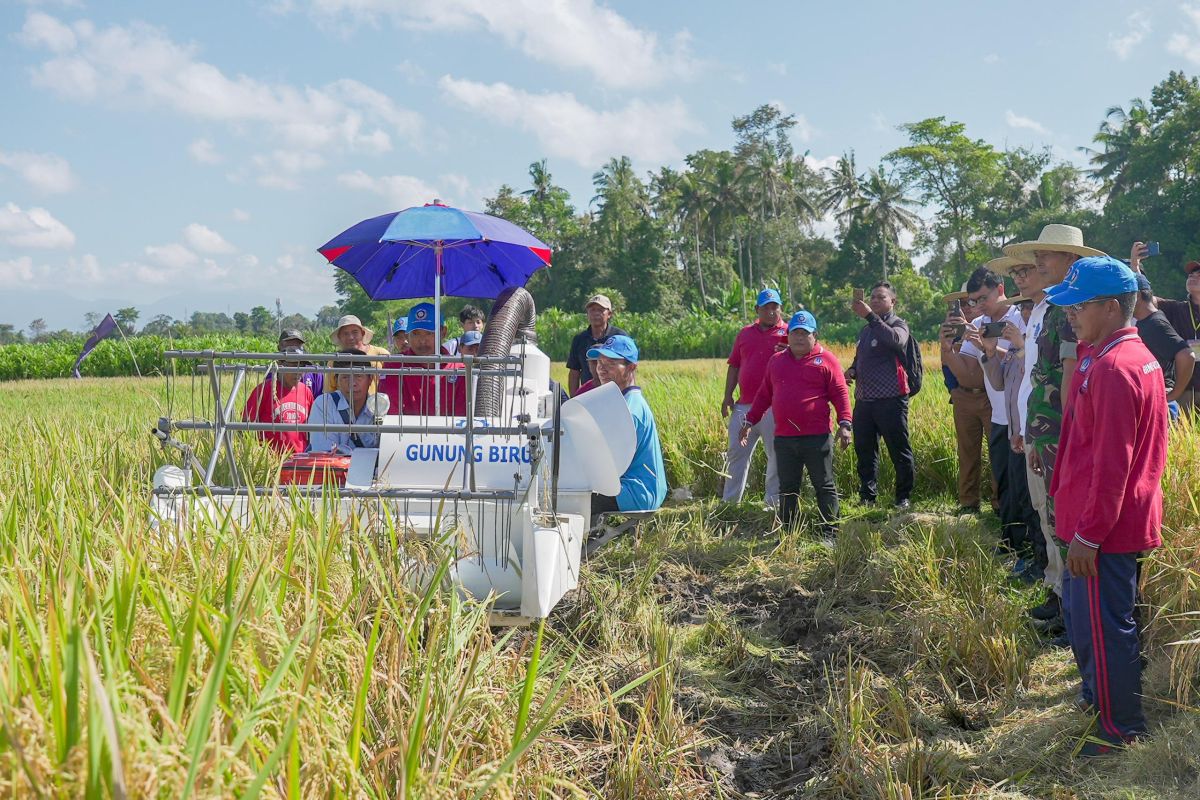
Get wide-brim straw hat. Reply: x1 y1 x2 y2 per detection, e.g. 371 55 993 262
1002 294 1032 305
985 255 1034 275
942 281 969 303
1002 224 1105 259
333 314 375 344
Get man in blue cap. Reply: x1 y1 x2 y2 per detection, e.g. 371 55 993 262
1045 255 1167 756
740 311 852 535
721 288 788 507
379 302 465 416
1130 271 1194 420
585 334 667 514
390 316 408 354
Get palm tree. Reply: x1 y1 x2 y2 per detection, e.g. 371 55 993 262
591 156 648 253
847 168 922 279
820 152 863 228
1079 99 1151 201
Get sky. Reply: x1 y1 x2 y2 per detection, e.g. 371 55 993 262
1 0 1197 330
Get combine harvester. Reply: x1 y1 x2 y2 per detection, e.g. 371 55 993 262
151 202 640 623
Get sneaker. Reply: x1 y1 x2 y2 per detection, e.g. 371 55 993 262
1073 692 1094 715
1078 739 1124 758
1048 631 1070 648
1033 613 1065 636
1029 594 1061 621
894 498 912 510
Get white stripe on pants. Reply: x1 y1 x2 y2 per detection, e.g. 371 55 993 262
1026 457 1063 597
723 404 779 505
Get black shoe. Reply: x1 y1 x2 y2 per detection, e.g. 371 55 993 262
859 496 876 507
1029 594 1061 621
1033 611 1065 635
1073 692 1094 715
894 498 911 510
1048 631 1070 648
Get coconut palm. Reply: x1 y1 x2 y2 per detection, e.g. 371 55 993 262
820 152 863 227
846 168 922 279
1080 99 1151 201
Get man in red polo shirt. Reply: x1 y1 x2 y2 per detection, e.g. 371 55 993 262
721 288 788 505
1047 256 1168 757
242 347 314 454
379 302 467 416
741 310 852 534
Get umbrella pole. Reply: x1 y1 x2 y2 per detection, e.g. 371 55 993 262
435 242 442 413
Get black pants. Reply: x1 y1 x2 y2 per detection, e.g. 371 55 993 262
591 493 620 514
990 423 1018 548
1008 444 1043 563
852 396 915 503
775 434 839 531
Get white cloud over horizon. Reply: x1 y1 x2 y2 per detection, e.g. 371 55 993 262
1109 11 1151 60
1167 4 1200 64
439 76 701 167
1005 110 1051 136
0 202 76 249
303 0 696 89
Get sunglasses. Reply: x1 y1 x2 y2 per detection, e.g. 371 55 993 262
1010 267 1034 280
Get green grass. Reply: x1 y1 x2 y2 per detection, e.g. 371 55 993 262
0 359 1198 798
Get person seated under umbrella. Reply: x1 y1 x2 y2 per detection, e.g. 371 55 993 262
308 349 383 454
379 303 467 416
586 335 667 514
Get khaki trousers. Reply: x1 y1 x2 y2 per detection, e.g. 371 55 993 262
951 388 994 508
1026 455 1064 597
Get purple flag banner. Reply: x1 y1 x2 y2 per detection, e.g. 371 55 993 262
72 313 118 378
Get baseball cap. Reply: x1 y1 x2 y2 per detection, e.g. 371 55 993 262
787 310 817 333
460 330 483 347
278 328 306 344
406 302 438 332
756 288 782 307
392 318 408 334
1135 273 1152 293
587 334 639 364
585 294 613 311
1045 256 1137 306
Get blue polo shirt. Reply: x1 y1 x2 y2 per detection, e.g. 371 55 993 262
617 386 668 512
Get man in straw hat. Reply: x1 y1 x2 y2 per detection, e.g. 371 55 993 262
1003 224 1105 645
1045 255 1167 755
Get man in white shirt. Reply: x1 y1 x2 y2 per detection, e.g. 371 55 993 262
308 349 382 454
957 264 1024 550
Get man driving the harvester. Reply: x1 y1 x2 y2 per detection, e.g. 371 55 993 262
379 303 467 416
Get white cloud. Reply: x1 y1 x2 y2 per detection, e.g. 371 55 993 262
803 154 839 173
1109 11 1152 60
1005 110 1050 136
767 61 787 76
0 256 35 285
231 208 251 222
144 242 198 270
1167 4 1200 64
0 251 99 290
439 76 700 167
188 137 222 164
982 53 1000 64
304 0 695 89
0 202 76 248
395 59 426 83
337 170 442 209
19 12 422 158
183 223 236 254
0 149 77 193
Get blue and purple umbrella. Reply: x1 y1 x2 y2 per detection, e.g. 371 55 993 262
317 201 552 301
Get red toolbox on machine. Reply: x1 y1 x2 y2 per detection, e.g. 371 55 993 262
279 452 352 486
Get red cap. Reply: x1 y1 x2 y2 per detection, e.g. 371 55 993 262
1186 260 1200 274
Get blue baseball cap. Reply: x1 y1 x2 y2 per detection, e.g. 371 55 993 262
1135 273 1152 293
756 288 782 307
406 302 438 332
587 334 639 364
460 330 483 347
787 310 817 333
1045 256 1138 306
392 317 408 334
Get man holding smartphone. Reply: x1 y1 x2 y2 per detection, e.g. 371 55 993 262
957 264 1025 542
1131 241 1200 413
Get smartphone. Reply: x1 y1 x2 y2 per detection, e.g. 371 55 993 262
949 299 963 317
853 288 865 302
943 322 967 338
1146 241 1160 257
980 321 1007 338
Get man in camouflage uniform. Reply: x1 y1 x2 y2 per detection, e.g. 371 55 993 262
1004 225 1105 644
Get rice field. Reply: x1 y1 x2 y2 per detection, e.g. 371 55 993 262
1 351 1198 798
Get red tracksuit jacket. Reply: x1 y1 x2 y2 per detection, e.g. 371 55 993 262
746 345 853 436
1049 328 1168 553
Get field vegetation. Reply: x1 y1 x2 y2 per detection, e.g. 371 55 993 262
1 352 1198 798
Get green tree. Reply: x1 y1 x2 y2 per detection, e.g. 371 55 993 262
885 117 1001 281
249 305 275 335
114 307 139 335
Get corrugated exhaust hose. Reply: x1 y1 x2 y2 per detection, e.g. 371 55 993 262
476 286 537 417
